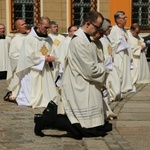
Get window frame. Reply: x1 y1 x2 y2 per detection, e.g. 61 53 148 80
132 0 150 31
70 0 97 27
9 0 41 33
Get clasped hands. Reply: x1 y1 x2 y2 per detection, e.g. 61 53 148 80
141 45 146 52
45 55 55 62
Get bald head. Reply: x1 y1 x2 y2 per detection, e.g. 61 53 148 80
15 19 27 34
37 16 51 36
38 16 50 25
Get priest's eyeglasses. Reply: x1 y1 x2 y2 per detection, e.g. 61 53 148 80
90 22 101 30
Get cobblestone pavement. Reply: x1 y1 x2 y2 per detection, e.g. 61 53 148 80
0 80 150 150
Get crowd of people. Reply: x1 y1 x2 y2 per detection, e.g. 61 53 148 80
0 10 150 139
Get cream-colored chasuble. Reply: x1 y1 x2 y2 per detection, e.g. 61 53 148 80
7 33 27 97
48 33 66 82
0 37 11 72
109 25 133 93
15 27 60 108
127 30 150 84
61 28 106 128
100 35 122 101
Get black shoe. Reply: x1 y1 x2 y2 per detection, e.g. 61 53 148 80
34 122 45 137
34 114 45 137
34 114 43 123
3 91 12 101
34 101 58 137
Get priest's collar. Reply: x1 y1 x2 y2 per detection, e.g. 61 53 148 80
50 33 58 36
34 27 48 38
0 34 5 39
84 32 92 42
117 25 126 32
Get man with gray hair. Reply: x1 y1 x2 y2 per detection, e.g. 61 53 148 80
100 18 122 102
48 21 66 87
109 11 134 94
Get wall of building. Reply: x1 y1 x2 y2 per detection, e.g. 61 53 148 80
0 0 6 26
98 0 109 19
1 0 110 35
2 0 135 35
43 0 67 34
43 0 110 34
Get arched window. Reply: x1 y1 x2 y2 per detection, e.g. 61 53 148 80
71 0 97 26
10 0 40 32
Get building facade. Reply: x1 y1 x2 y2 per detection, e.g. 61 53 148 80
0 0 149 36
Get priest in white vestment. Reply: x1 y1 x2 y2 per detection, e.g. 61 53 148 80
100 19 122 101
60 11 112 137
4 19 27 102
0 23 11 79
91 26 117 120
127 23 150 84
56 25 78 88
109 11 133 93
48 21 66 85
34 12 112 139
15 17 60 108
59 25 78 69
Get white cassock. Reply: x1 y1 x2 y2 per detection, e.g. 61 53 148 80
15 27 60 108
48 33 66 83
109 25 133 93
91 38 117 119
61 28 106 128
59 36 72 69
100 35 122 101
127 30 150 84
7 33 27 97
0 36 11 72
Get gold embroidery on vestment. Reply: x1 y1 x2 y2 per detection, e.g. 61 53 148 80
53 39 61 46
39 45 49 55
98 50 101 56
107 45 112 55
138 40 142 46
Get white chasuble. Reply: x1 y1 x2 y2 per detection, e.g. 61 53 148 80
127 30 150 84
58 36 72 69
16 27 60 108
61 28 106 128
7 33 27 97
91 38 118 119
109 25 133 92
0 37 11 71
49 33 66 81
100 36 122 101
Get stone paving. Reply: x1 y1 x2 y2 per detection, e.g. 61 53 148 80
0 80 150 150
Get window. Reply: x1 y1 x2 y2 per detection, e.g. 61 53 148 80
132 0 150 30
71 0 97 26
10 0 40 32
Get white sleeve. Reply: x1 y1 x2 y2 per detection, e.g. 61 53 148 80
31 56 45 71
116 36 129 53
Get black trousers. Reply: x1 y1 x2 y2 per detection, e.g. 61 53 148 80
34 101 112 139
0 71 7 80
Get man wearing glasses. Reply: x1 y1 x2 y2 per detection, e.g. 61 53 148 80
109 11 134 94
60 11 112 138
34 11 112 139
